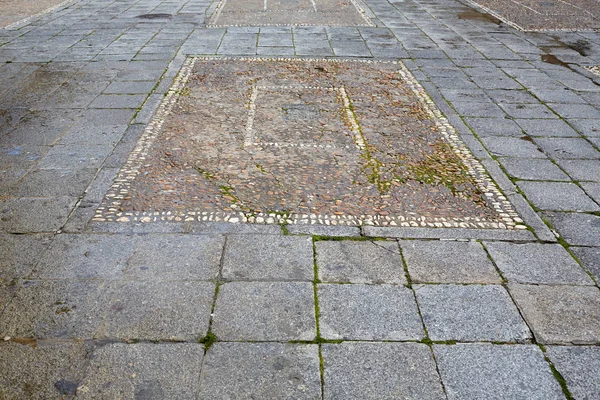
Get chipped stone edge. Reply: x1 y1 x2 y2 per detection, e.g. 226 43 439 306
3 0 78 30
93 56 526 230
206 0 375 28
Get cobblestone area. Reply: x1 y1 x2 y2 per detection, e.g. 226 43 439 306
1 0 600 398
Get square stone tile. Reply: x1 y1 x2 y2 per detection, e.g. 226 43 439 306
322 342 445 399
581 182 600 203
316 240 405 284
546 346 600 400
499 157 570 181
199 343 321 399
434 344 564 400
222 235 313 281
78 343 203 399
480 136 546 158
124 234 224 281
212 282 316 341
30 234 135 279
556 159 600 182
515 118 579 137
0 280 111 339
402 240 501 284
543 212 600 246
15 168 97 198
0 340 88 399
317 284 424 340
518 181 599 211
0 197 78 233
101 281 215 341
485 242 593 285
0 233 53 283
534 137 600 160
208 0 373 27
570 246 600 281
509 283 600 344
414 284 531 342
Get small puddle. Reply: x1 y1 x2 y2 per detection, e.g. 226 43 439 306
457 10 501 25
541 54 569 68
136 13 172 19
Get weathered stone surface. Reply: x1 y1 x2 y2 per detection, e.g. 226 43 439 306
543 212 600 246
199 343 321 399
222 235 314 281
402 240 501 283
212 282 316 341
509 283 600 344
316 240 405 284
570 246 600 282
318 283 424 340
414 284 531 342
434 344 564 400
0 233 53 283
323 342 446 399
546 346 600 400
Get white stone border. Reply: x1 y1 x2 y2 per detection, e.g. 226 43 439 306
584 66 600 78
94 56 526 230
206 0 375 27
3 0 78 30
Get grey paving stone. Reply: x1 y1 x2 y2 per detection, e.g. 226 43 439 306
124 235 224 281
0 340 88 399
464 117 523 137
316 240 405 284
222 235 314 281
556 159 600 182
31 234 135 279
60 124 128 146
534 137 600 159
485 242 593 285
569 118 600 137
499 103 557 119
549 103 600 119
480 136 546 158
212 282 316 341
200 343 321 399
0 280 111 339
318 283 424 341
323 342 446 400
581 182 600 204
484 89 536 103
103 80 156 94
509 283 600 344
434 343 565 400
499 157 570 181
285 225 361 237
571 246 600 281
101 281 214 341
414 284 530 342
0 233 53 283
544 211 600 246
78 343 203 399
402 240 501 284
36 144 110 169
518 181 600 211
451 101 506 117
16 168 96 198
0 196 78 233
515 118 580 137
546 346 600 400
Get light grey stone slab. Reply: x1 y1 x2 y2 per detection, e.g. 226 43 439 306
31 234 135 279
36 144 110 169
100 281 214 341
464 117 523 137
200 343 320 399
480 136 546 158
546 346 600 400
363 226 535 241
509 283 600 344
535 137 600 160
323 342 446 400
570 246 600 282
318 284 424 341
556 159 600 182
515 118 579 137
543 212 600 246
0 280 111 339
0 340 87 399
124 234 224 281
0 197 78 233
316 240 405 284
414 284 531 342
0 233 53 282
16 168 96 198
78 343 203 399
212 282 316 341
222 235 313 281
485 242 593 285
434 343 565 400
402 240 501 284
518 181 600 211
581 182 600 203
285 224 361 237
499 157 570 181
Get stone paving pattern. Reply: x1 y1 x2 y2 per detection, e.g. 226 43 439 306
0 0 600 398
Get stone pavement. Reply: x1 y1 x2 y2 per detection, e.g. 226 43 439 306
0 0 599 398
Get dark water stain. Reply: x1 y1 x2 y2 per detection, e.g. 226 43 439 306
567 39 591 56
520 135 534 143
541 54 569 68
54 380 78 396
12 337 38 348
136 13 172 20
457 10 501 25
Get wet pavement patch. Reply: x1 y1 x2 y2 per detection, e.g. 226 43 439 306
94 57 524 229
136 14 173 19
207 0 374 27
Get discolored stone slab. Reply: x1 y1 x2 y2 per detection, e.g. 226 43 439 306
546 346 600 400
78 343 204 399
95 58 523 231
207 0 374 27
199 343 321 399
509 284 600 344
434 344 564 400
322 342 446 399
